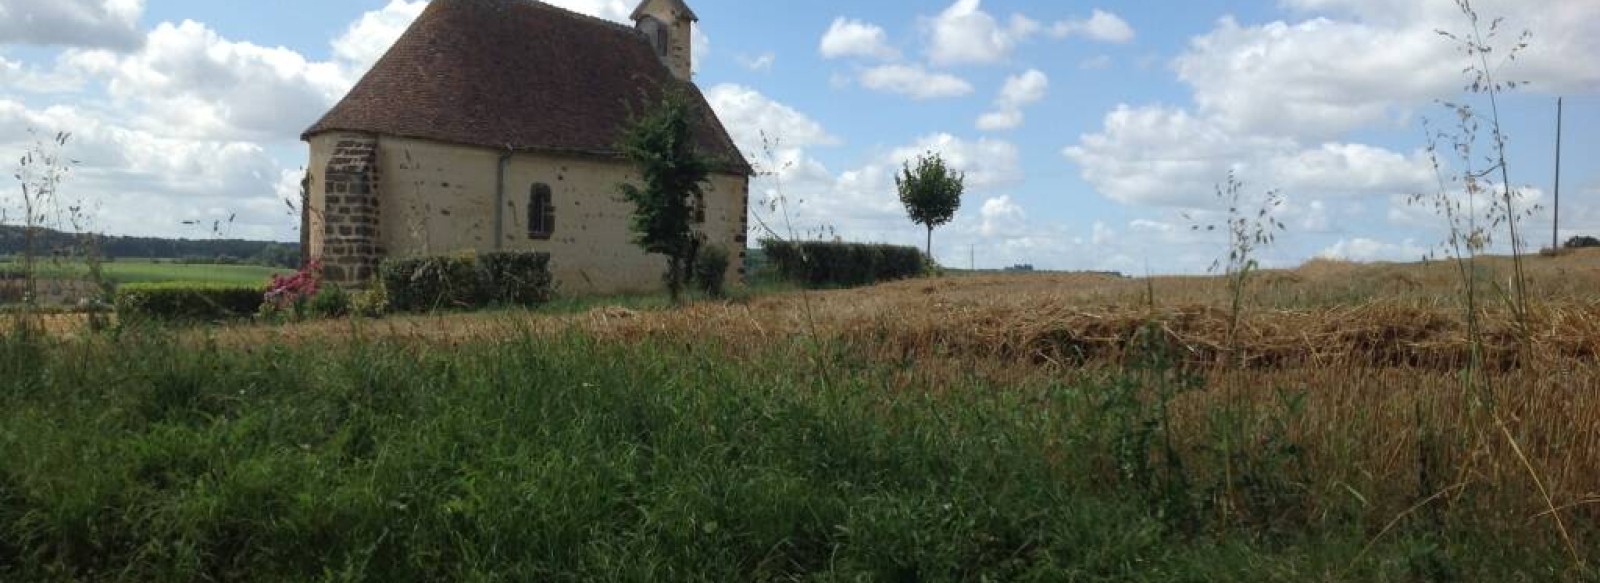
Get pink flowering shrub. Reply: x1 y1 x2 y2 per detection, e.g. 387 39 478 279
262 259 321 316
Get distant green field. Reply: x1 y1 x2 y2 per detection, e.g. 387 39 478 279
0 259 285 286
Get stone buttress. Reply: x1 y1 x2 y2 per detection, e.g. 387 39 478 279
320 136 382 285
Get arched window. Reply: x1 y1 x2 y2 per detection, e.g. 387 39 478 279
639 16 668 57
528 183 554 240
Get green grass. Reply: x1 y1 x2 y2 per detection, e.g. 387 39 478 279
0 259 285 286
0 324 1587 581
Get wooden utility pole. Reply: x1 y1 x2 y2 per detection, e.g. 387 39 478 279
1553 97 1564 250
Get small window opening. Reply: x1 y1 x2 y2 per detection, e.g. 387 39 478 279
640 17 668 57
529 183 554 240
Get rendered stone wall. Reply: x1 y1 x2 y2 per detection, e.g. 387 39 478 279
736 180 749 278
375 136 747 296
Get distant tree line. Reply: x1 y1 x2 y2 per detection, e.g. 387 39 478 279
0 225 301 268
1565 235 1600 249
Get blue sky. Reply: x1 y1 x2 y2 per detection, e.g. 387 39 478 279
1 0 1596 273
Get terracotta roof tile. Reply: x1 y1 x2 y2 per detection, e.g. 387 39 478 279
303 0 749 174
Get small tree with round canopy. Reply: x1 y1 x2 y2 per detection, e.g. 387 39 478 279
895 152 964 259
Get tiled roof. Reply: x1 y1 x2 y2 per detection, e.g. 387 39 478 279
303 0 749 174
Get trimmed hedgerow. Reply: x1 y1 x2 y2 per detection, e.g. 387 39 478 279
693 245 731 298
478 251 556 307
114 282 265 322
760 240 926 288
379 254 485 312
379 251 554 313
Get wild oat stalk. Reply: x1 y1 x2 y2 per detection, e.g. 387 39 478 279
1411 116 1489 403
747 131 831 386
1434 0 1537 336
1187 172 1285 366
63 172 107 329
10 130 75 311
1408 0 1582 569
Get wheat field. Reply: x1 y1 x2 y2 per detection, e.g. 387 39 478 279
5 249 1595 579
213 250 1600 540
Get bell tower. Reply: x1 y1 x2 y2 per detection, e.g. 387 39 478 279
631 0 697 81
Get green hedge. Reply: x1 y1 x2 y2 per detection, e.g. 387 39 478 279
760 240 926 288
478 251 556 307
379 251 554 312
378 255 482 312
114 282 265 322
693 245 731 298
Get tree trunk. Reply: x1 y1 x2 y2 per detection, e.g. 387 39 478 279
666 256 684 304
926 226 933 260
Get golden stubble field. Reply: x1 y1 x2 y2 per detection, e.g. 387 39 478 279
233 249 1600 369
202 249 1600 542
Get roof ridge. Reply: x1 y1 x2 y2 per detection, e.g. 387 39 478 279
521 0 644 37
303 0 751 174
439 0 646 37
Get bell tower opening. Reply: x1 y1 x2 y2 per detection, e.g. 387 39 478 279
630 0 697 81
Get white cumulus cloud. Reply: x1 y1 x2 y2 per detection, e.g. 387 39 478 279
1051 10 1135 44
979 195 1024 237
704 83 840 156
1063 104 1434 207
858 64 974 100
737 52 775 72
924 0 1040 66
977 69 1048 131
889 133 1023 190
0 98 296 241
1062 1 1600 213
1318 237 1430 262
63 20 350 141
0 0 145 51
330 0 427 72
819 17 899 61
